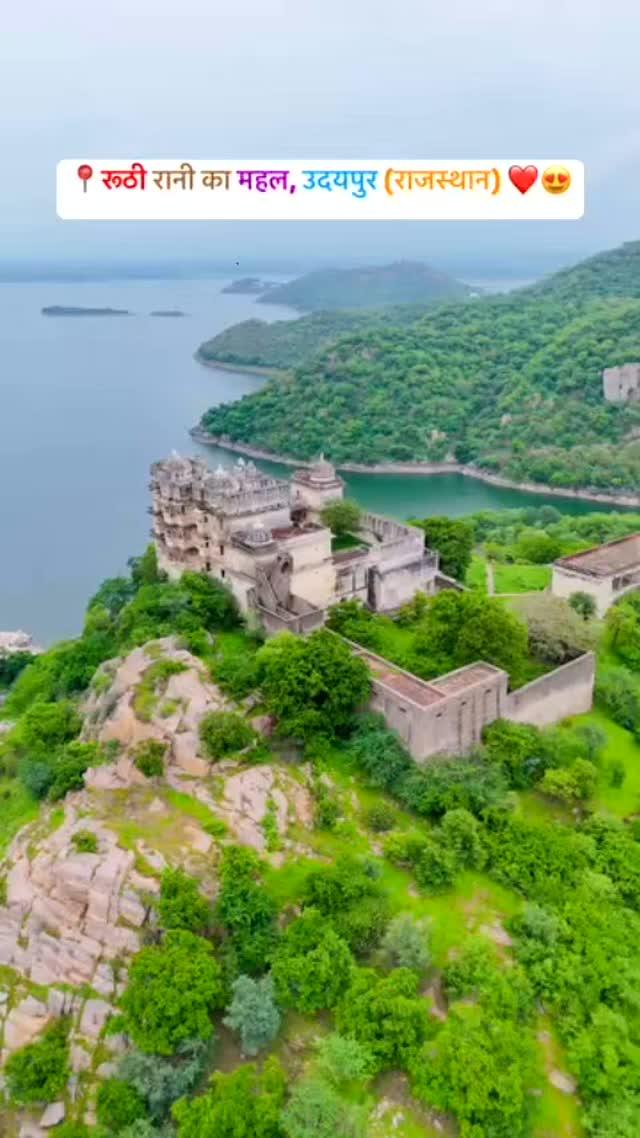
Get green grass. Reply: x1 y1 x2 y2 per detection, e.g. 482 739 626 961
493 563 552 594
571 708 640 817
465 554 488 592
164 788 227 834
0 779 39 858
331 533 366 552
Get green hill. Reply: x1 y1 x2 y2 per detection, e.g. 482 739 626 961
196 306 429 371
199 240 640 494
255 260 474 311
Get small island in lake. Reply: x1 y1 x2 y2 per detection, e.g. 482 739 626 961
150 309 187 317
221 277 277 295
41 305 131 316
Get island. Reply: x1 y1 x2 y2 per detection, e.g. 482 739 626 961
149 309 187 317
255 259 474 311
221 277 277 295
41 306 131 316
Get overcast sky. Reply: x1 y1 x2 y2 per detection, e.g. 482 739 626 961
3 0 639 275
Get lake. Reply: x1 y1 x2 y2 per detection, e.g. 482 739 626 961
0 277 620 645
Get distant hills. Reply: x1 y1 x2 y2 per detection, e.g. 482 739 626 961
254 260 474 311
198 240 640 495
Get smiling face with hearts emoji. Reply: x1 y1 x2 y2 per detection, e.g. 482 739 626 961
542 166 571 194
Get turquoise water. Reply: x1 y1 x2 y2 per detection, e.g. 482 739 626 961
0 277 623 644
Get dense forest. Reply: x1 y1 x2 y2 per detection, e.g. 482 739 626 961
199 241 640 492
253 261 473 311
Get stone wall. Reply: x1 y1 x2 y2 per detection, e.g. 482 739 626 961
504 652 596 729
602 363 640 404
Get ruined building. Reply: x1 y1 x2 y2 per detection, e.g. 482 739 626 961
602 362 640 404
150 453 439 634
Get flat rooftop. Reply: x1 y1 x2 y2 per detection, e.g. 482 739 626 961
355 650 504 709
271 524 323 540
555 533 640 578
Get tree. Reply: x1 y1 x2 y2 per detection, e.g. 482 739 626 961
96 1078 147 1132
569 590 598 621
301 856 390 954
607 600 640 670
514 528 562 564
120 931 224 1055
272 910 353 1013
413 591 529 683
172 1058 286 1138
158 868 211 934
596 666 640 734
128 545 166 588
516 593 594 665
411 1004 537 1138
5 1020 70 1105
414 837 457 891
413 516 474 581
223 974 281 1056
118 1039 211 1125
540 758 598 804
257 630 371 741
320 499 361 537
379 913 431 975
315 1034 376 1087
440 808 486 870
281 1077 367 1138
215 846 278 975
482 719 549 789
198 711 254 761
336 967 428 1072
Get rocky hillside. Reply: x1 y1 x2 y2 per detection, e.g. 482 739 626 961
2 550 640 1138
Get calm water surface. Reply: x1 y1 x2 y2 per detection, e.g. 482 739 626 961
0 278 619 644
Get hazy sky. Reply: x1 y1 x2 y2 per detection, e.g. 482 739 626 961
3 0 639 274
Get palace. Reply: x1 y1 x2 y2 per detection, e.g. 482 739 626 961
150 451 596 761
150 453 441 634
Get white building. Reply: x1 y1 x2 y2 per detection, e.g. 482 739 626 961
552 534 640 616
150 453 440 634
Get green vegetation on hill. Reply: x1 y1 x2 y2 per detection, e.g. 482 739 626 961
199 240 640 492
255 261 473 312
196 306 429 371
4 507 640 1137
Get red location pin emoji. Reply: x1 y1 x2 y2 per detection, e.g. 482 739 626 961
77 164 93 194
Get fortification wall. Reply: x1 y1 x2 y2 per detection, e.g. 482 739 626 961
505 652 595 729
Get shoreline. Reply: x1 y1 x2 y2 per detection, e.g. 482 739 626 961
189 428 640 509
194 352 285 379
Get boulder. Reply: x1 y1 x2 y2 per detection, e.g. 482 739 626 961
3 996 49 1052
40 1103 65 1128
79 998 112 1040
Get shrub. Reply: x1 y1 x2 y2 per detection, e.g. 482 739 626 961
414 837 456 891
336 967 428 1072
569 591 597 620
117 1038 210 1124
223 974 281 1056
6 1020 69 1105
596 666 640 734
440 808 486 870
320 498 361 536
158 868 211 934
363 803 396 832
133 739 167 778
315 1033 376 1087
379 914 431 975
96 1078 147 1132
345 714 413 791
199 711 254 760
540 758 598 804
281 1076 368 1138
72 829 98 854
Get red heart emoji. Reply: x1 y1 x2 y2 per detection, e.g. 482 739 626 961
508 165 538 194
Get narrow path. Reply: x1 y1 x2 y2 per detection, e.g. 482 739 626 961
486 560 495 596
